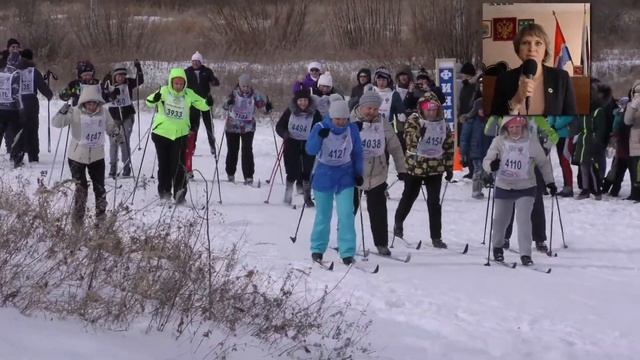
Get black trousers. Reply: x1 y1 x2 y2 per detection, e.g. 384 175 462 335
604 157 629 196
68 158 107 222
394 174 442 240
22 104 40 161
0 109 20 156
225 131 255 179
283 139 314 183
190 107 215 150
353 182 389 247
505 166 546 242
152 133 187 198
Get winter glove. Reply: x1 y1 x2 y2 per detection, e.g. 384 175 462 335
546 183 558 196
397 172 407 181
265 101 273 114
318 128 330 138
59 103 71 115
281 131 290 140
149 91 162 104
226 95 235 107
355 176 364 187
490 158 501 172
355 121 363 131
445 170 453 182
206 96 214 107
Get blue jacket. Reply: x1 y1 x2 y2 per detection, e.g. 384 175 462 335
460 116 492 160
306 118 363 193
547 115 574 138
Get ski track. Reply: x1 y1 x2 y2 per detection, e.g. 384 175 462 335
1 100 639 359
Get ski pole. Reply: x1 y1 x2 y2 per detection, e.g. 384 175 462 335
270 117 284 184
482 184 492 245
117 107 136 178
150 154 157 179
264 144 285 204
48 124 64 187
44 70 57 153
136 60 142 150
130 110 155 205
59 125 71 182
440 179 449 206
484 179 497 266
555 195 567 248
289 202 306 243
547 194 555 257
358 188 368 260
266 140 285 185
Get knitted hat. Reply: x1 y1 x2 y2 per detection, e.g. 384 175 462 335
503 115 527 127
416 68 430 80
76 60 95 78
238 73 251 87
318 71 333 87
460 62 476 77
374 66 392 81
357 68 371 80
307 61 322 72
420 100 440 112
329 94 349 119
191 51 203 63
112 63 127 77
359 84 382 108
294 88 311 101
6 38 20 49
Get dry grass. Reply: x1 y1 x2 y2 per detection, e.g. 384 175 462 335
0 176 372 358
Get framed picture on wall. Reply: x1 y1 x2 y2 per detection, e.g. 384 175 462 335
518 18 535 31
482 20 492 39
492 17 517 41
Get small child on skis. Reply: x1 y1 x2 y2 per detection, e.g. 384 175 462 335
52 85 123 225
305 94 363 266
394 94 453 249
222 74 273 185
103 61 144 178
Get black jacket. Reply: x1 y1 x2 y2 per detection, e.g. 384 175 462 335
184 65 220 100
491 64 577 116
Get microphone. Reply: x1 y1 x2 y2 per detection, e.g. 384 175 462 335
522 59 538 114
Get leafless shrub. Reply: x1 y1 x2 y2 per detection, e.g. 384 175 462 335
205 0 310 57
0 177 371 358
327 0 402 52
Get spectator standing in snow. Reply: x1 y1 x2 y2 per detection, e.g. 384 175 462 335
351 85 407 256
602 96 631 197
52 85 122 225
103 61 144 178
460 88 492 199
458 62 477 179
623 80 640 202
547 115 575 197
222 74 273 185
394 94 453 249
276 88 322 207
305 94 363 266
146 68 208 203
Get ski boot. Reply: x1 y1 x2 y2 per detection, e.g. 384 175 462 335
520 255 534 266
311 253 323 262
575 191 589 200
493 247 504 262
432 238 448 249
557 186 574 197
284 181 294 204
227 174 235 183
122 165 131 177
109 164 117 179
303 181 314 207
244 178 254 186
376 246 391 256
393 223 403 239
502 239 510 250
342 256 355 265
535 241 548 253
296 181 304 195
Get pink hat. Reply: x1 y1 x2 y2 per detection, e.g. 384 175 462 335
503 115 527 127
420 100 440 112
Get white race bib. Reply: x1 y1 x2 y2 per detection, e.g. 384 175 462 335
417 120 446 158
497 140 531 181
288 112 313 140
110 84 132 108
317 127 353 166
79 113 106 148
164 93 186 121
0 73 12 103
232 96 255 124
360 121 385 158
19 67 35 95
376 89 394 121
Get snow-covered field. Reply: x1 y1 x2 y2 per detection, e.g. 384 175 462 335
1 99 639 360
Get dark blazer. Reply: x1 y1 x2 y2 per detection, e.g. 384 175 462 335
184 65 220 100
490 64 577 116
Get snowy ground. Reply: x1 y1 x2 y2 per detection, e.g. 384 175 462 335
1 99 640 360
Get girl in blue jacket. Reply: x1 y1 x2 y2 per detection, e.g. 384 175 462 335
305 95 364 265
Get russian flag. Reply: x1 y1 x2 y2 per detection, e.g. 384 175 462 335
553 17 573 70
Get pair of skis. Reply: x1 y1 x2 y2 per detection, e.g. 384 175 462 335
312 258 380 274
392 233 469 255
